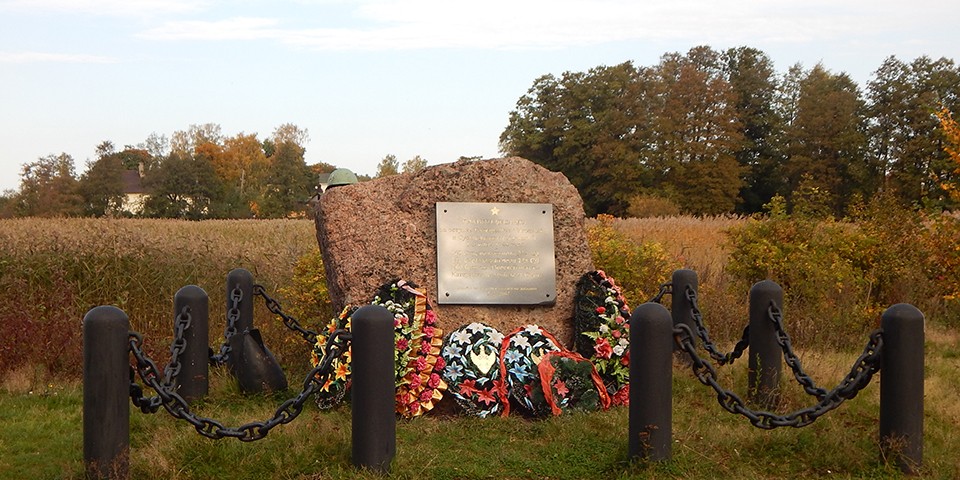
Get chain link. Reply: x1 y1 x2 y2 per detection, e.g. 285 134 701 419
210 286 242 366
129 328 352 441
674 323 883 430
647 282 672 304
685 286 750 365
767 302 830 400
129 306 193 413
253 284 319 345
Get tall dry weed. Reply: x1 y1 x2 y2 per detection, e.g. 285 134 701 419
593 215 749 342
0 218 318 377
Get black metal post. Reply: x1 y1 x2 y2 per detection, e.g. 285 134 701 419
670 269 698 333
351 305 396 473
174 285 209 402
226 268 254 335
748 280 782 408
880 303 924 475
628 302 673 462
83 306 130 480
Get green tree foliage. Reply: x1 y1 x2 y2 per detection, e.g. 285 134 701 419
14 153 82 217
502 48 959 216
501 49 746 216
723 47 787 213
258 140 314 217
250 124 314 218
402 155 428 174
781 64 871 215
867 56 960 209
375 154 400 178
500 63 646 215
143 152 224 220
77 148 126 217
646 48 746 214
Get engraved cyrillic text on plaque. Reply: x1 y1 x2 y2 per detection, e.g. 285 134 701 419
436 202 556 305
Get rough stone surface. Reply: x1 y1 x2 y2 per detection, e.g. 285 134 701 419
314 157 594 347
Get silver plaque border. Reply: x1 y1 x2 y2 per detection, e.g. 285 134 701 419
436 202 557 305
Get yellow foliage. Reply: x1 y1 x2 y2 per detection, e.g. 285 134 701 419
936 106 960 201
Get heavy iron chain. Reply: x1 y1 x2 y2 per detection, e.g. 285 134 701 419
673 323 883 429
685 285 750 366
647 282 672 304
129 328 352 441
253 284 319 345
209 285 242 366
768 302 829 400
129 306 193 413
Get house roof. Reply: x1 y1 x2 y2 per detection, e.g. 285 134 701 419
121 170 146 194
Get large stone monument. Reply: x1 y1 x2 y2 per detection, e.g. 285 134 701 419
313 157 594 346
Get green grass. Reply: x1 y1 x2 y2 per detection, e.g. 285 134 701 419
3 328 958 479
2 217 959 478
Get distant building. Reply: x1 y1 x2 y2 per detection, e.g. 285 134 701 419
120 165 147 215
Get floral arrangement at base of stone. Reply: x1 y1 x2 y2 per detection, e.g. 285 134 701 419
538 350 611 415
311 305 357 409
440 322 506 417
498 324 562 417
310 279 446 417
573 270 632 406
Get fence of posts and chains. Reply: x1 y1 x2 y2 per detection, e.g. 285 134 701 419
629 269 925 475
83 267 925 478
82 269 397 480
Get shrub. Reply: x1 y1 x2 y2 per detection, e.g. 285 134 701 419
923 213 960 326
273 248 334 363
585 214 680 307
726 207 870 347
726 194 958 347
626 194 681 218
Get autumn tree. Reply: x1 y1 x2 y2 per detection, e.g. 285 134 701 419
500 62 646 215
170 123 223 159
375 154 399 177
936 107 960 203
723 47 787 213
143 152 224 219
782 64 870 215
14 153 82 217
867 56 960 208
75 143 150 216
256 125 313 218
644 48 746 215
402 155 428 174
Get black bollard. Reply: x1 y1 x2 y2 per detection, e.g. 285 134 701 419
83 306 130 480
351 305 396 473
226 268 255 335
748 280 782 408
670 269 698 334
880 303 924 475
174 285 209 402
629 302 673 462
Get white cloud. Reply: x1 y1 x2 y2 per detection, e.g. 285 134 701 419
139 17 282 41
0 0 204 16
0 51 118 63
131 0 957 51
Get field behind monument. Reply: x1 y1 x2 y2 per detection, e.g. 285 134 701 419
1 216 959 478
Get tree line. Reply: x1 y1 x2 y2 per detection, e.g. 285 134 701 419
0 122 432 219
4 45 958 219
500 46 960 216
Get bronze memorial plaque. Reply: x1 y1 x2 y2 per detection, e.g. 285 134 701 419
436 202 557 305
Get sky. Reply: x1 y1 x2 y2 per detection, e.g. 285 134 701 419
1 0 957 193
